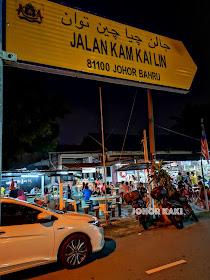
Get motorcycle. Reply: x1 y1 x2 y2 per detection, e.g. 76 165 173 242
125 188 184 230
161 198 184 229
132 199 151 230
126 186 198 230
151 186 186 229
169 189 198 222
124 190 152 230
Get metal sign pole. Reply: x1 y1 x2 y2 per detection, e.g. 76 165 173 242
99 87 108 224
200 157 209 210
0 0 3 227
142 129 152 207
147 88 156 215
147 88 156 165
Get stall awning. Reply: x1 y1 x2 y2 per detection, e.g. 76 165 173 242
115 163 150 172
63 163 98 168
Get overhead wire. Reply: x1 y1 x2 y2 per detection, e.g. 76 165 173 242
119 91 137 162
154 123 201 142
105 119 120 141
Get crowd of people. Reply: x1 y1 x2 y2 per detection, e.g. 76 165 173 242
2 170 209 208
176 171 210 201
1 179 28 201
1 177 149 204
79 179 116 202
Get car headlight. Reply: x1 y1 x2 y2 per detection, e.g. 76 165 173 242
88 219 100 227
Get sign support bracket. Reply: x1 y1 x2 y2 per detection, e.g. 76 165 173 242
0 51 17 62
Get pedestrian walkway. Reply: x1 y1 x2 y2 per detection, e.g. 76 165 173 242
79 200 210 226
190 201 210 216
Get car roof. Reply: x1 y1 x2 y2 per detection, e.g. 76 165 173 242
1 197 47 210
1 197 36 206
1 197 61 215
1 197 18 202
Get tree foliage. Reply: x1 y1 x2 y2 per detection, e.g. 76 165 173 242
3 69 70 169
151 161 172 191
171 103 210 139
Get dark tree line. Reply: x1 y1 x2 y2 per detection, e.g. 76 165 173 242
171 103 210 140
3 68 70 169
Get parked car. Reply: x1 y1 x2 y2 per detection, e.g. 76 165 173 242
0 197 104 275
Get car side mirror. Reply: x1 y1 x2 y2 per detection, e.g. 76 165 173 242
37 212 52 222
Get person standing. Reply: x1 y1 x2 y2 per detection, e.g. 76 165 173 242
186 172 192 190
9 178 15 190
176 172 184 183
82 185 92 202
123 182 131 194
105 182 111 195
95 178 100 186
186 171 195 201
119 181 125 203
101 183 105 193
71 182 78 198
198 181 204 199
191 172 198 186
67 185 71 199
1 186 5 195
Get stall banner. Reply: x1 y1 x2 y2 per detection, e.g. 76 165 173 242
120 172 126 178
6 0 197 90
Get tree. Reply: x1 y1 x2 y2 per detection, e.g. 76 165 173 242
3 69 70 169
151 161 173 191
171 103 210 140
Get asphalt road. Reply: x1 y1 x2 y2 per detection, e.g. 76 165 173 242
2 218 210 280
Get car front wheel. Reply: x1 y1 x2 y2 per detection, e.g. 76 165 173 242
59 234 91 269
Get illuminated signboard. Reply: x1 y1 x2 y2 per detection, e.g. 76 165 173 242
82 168 96 173
6 0 197 91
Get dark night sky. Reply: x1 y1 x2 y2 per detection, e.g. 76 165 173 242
5 0 210 145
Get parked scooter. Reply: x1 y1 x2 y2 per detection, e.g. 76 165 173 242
124 190 151 230
125 187 186 230
151 186 184 229
132 199 151 230
169 189 198 222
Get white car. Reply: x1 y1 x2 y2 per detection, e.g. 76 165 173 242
0 197 104 276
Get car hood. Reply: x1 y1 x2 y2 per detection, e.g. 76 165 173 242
62 212 95 222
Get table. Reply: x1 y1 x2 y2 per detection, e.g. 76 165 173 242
90 196 119 215
73 194 85 208
66 199 77 212
73 194 83 199
111 188 119 196
26 193 42 203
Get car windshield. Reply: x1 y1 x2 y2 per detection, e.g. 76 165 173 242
29 202 64 214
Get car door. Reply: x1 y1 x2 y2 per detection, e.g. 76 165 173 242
0 201 55 271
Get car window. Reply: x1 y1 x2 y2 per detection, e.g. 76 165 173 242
1 203 41 226
29 202 64 214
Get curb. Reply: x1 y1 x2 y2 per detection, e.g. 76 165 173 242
103 212 210 238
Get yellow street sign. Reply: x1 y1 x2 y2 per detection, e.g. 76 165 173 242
6 0 197 91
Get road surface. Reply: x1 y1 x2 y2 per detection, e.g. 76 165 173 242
2 218 210 280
